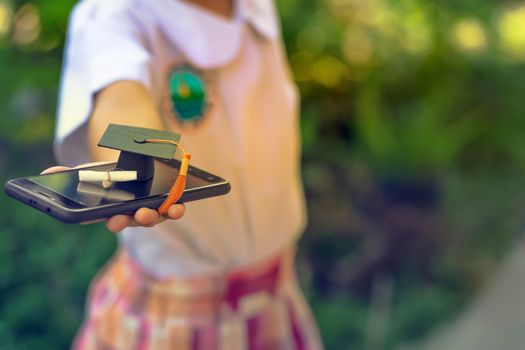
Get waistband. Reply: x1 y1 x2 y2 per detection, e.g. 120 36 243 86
91 246 297 320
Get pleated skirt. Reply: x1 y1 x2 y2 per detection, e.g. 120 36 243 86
72 246 323 350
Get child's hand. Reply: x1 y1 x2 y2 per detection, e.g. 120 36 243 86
41 166 186 233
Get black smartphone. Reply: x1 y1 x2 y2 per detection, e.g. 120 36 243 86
4 159 231 224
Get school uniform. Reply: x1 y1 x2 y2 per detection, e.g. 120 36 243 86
55 0 322 348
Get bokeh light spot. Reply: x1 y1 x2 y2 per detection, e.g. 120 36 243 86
0 0 12 38
401 10 433 56
312 55 347 87
13 3 41 46
451 18 487 55
343 28 373 65
498 5 525 61
404 26 432 55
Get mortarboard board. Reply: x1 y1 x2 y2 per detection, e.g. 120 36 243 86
98 124 182 181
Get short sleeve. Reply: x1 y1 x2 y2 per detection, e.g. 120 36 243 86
54 0 152 166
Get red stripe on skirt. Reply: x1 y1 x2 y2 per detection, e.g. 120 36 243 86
287 299 306 350
191 323 218 350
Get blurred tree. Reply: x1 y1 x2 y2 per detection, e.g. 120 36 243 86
279 0 525 347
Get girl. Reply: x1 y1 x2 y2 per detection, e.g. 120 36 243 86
52 0 323 348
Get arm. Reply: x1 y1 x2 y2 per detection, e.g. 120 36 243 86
51 4 183 231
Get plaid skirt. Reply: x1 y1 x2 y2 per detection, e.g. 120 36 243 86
72 246 323 350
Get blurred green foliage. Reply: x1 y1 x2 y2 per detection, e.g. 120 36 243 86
284 0 525 348
1 0 525 349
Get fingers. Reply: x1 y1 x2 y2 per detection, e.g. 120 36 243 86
105 204 186 233
134 207 162 227
106 215 132 233
166 204 185 220
106 209 161 233
132 204 185 226
40 166 70 175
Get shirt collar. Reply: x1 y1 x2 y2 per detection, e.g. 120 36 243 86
151 0 279 68
238 0 279 40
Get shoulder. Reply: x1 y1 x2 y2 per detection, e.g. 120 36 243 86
68 0 151 30
72 0 142 16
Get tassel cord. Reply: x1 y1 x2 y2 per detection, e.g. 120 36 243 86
142 139 191 215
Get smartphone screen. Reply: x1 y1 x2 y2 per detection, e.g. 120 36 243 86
27 160 218 207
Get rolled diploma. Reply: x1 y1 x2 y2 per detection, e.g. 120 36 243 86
79 170 137 183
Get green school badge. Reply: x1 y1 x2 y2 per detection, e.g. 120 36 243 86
169 67 208 124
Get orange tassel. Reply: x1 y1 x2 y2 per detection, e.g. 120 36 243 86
158 152 191 215
141 138 192 215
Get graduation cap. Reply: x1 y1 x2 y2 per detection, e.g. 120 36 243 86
98 124 181 181
93 124 191 215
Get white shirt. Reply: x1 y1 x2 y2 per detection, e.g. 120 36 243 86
55 0 306 277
